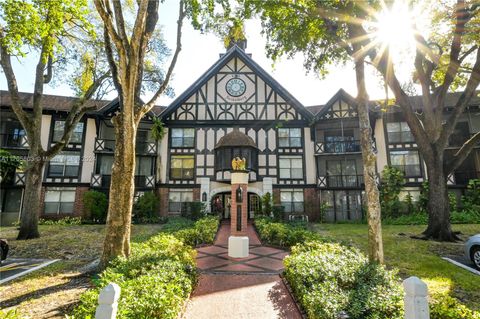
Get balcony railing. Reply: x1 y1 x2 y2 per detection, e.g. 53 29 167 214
448 134 477 148
315 140 364 155
0 134 28 148
91 174 155 188
447 171 480 185
94 138 157 155
317 174 364 188
391 164 422 177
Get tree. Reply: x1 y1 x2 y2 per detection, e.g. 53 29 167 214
244 0 385 262
93 0 187 267
0 0 109 239
245 0 479 242
0 149 23 183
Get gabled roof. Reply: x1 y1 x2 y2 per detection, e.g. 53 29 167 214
313 88 358 121
96 97 166 118
159 45 313 121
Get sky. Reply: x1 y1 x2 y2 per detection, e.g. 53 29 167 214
0 0 395 107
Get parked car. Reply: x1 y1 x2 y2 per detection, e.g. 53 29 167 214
0 239 9 265
464 234 480 270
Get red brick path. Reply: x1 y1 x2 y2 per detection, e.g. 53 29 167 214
183 222 302 318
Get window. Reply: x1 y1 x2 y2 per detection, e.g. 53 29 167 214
136 157 153 176
44 188 75 214
279 156 303 179
97 155 114 175
390 150 421 176
168 189 193 213
2 189 22 212
386 122 413 143
171 128 195 148
324 130 359 152
326 160 360 187
53 121 84 143
170 155 194 179
48 151 80 177
278 128 302 147
281 190 304 213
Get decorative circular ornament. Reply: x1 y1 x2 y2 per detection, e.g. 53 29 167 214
226 78 246 97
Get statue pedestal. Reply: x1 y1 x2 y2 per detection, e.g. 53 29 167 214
228 236 249 258
228 171 249 258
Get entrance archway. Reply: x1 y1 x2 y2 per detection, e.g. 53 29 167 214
211 191 261 220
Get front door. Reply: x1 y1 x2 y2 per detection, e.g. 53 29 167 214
211 193 231 219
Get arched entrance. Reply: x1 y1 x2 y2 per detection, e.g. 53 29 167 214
211 192 261 220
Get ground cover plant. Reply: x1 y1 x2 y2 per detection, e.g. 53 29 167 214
70 216 219 319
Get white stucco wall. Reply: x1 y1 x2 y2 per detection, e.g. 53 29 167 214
374 117 388 175
81 118 97 183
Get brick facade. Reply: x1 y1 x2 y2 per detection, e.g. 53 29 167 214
192 187 200 201
230 184 248 236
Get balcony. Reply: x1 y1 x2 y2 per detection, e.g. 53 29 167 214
315 140 362 155
94 138 157 155
448 133 477 148
447 171 480 185
0 133 28 148
91 174 155 189
317 174 364 188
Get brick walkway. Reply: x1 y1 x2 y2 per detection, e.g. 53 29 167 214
183 222 302 319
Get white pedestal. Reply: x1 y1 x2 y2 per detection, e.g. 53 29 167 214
228 236 249 258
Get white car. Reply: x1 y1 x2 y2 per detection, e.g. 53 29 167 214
464 234 480 270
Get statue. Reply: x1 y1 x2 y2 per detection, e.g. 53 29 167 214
231 157 247 171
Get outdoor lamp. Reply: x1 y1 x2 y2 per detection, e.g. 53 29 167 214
202 192 207 202
236 186 243 202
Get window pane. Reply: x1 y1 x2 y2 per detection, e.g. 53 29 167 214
387 122 400 132
184 158 194 168
171 157 183 168
169 192 180 202
279 168 290 179
293 191 304 202
172 129 183 137
290 129 301 137
49 165 64 176
44 202 59 214
290 137 301 147
278 128 289 138
281 192 292 202
184 129 195 137
64 166 79 176
183 137 194 147
60 202 74 213
172 137 183 147
61 191 76 202
171 168 182 179
279 159 289 168
292 168 303 178
278 137 289 147
291 158 303 168
3 189 22 212
182 192 193 202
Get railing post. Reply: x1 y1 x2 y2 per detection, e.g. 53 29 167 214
403 276 429 319
95 283 121 319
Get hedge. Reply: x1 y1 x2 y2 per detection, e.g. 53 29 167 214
70 216 219 319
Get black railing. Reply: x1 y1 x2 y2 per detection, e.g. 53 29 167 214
452 171 480 185
324 140 361 153
326 174 364 188
96 175 152 188
94 138 156 154
0 133 28 148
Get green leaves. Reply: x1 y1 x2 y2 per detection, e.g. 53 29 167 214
0 0 92 59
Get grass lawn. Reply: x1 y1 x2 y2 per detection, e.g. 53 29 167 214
311 223 480 311
0 224 165 319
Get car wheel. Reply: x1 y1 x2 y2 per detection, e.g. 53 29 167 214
472 246 480 270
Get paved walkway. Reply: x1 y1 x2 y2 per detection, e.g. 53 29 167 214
183 222 302 319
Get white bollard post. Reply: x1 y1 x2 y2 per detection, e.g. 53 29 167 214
95 283 121 319
403 276 430 319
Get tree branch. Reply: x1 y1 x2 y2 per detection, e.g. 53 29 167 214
0 40 32 130
103 26 122 95
111 0 130 53
93 0 127 58
446 131 480 174
438 48 480 149
44 72 110 159
43 56 53 83
139 0 185 119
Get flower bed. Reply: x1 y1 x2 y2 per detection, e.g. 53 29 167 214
70 216 219 319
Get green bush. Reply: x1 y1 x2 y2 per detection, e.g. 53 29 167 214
430 293 480 319
380 166 405 218
0 309 26 319
272 204 284 221
181 201 206 220
83 190 108 223
284 242 403 319
261 192 273 216
255 217 326 247
383 210 480 225
71 216 220 319
133 192 159 222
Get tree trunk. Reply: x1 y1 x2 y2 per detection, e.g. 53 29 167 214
422 157 458 241
100 112 137 268
17 155 45 240
353 52 384 264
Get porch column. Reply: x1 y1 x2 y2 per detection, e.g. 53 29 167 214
228 171 249 258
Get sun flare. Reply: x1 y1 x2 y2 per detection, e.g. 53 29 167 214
373 1 416 51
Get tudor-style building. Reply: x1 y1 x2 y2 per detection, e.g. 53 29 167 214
1 45 479 225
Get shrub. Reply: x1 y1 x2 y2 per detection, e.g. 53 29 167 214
181 201 207 220
133 192 159 222
383 210 480 225
255 216 326 247
83 190 108 223
261 192 273 216
430 293 480 319
272 204 284 221
379 166 405 218
38 217 82 225
284 242 403 319
71 216 218 319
